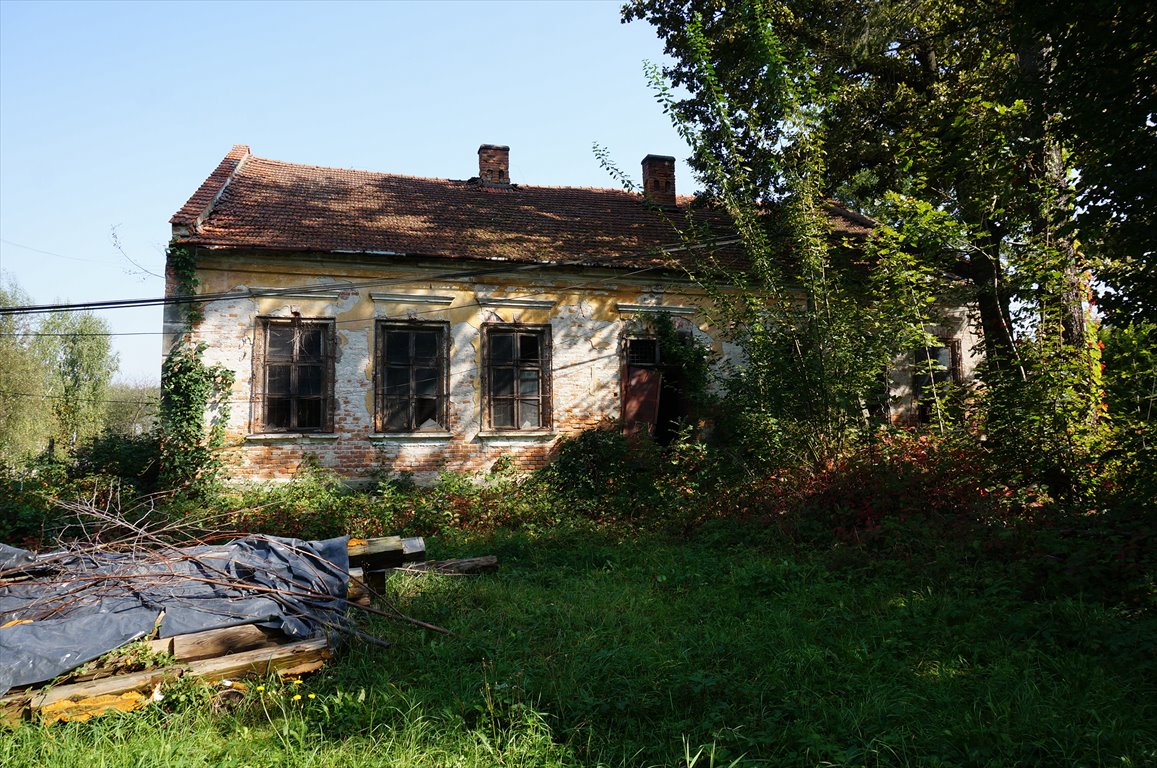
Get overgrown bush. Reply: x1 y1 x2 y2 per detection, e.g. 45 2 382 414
72 430 161 493
0 459 69 548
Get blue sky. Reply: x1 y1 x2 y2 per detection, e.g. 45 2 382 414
0 0 693 381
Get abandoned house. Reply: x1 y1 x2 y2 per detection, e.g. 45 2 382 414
166 144 979 482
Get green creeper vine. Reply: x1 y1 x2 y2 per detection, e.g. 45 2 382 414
159 244 234 494
167 244 202 324
159 341 234 494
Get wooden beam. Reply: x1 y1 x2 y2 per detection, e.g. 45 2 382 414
399 556 499 575
2 637 331 718
347 536 425 570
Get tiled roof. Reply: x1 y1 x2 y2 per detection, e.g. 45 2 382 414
171 146 871 272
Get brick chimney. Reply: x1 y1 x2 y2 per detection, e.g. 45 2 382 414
641 154 676 207
478 144 510 186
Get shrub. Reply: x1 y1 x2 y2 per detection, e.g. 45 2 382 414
71 430 161 493
535 427 665 522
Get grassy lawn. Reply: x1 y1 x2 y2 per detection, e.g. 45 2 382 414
3 520 1154 767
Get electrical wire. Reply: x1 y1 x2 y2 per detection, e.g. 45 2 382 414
0 237 739 317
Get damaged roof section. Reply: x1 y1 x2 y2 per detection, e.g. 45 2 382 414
170 145 872 271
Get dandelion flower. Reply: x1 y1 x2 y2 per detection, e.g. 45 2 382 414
308 693 316 699
256 685 265 692
292 694 302 701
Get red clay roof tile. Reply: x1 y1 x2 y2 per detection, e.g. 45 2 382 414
171 147 870 272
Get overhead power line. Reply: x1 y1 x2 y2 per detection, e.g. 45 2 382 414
0 237 738 317
0 263 665 338
0 261 563 317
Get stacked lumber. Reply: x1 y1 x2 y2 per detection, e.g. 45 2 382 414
0 536 423 724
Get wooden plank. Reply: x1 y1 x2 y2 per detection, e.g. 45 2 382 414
184 637 330 682
402 536 426 561
399 556 499 575
170 624 285 662
347 535 425 568
39 691 149 724
347 567 371 606
16 638 331 711
347 537 403 569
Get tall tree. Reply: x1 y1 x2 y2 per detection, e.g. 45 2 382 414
0 277 53 459
41 311 119 451
626 0 1124 485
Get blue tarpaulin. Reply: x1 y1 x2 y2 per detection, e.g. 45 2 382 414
0 536 348 696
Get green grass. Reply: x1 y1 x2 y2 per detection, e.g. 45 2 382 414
4 521 1154 767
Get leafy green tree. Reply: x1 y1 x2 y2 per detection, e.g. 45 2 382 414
103 379 160 437
41 311 119 451
626 0 1128 490
0 277 53 459
1011 1 1156 324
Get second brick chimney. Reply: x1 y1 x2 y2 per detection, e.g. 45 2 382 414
478 144 510 186
641 154 676 207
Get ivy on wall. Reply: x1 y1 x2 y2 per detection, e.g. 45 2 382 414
159 244 235 494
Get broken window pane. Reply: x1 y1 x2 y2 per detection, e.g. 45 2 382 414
414 398 438 427
519 399 541 429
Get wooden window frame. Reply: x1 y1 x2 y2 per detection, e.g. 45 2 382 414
374 321 450 433
251 317 336 434
482 324 552 431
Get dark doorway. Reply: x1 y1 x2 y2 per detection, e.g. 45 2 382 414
622 336 689 445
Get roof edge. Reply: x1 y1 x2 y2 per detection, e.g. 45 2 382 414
170 144 252 235
824 200 877 229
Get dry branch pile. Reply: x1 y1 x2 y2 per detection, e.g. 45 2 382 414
0 505 430 724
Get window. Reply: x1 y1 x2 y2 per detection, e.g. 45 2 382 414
253 317 335 433
375 322 449 432
627 338 660 367
914 338 962 423
484 325 551 430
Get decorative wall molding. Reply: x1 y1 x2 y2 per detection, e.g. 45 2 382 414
250 289 342 301
371 292 456 305
476 296 556 310
616 303 697 316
